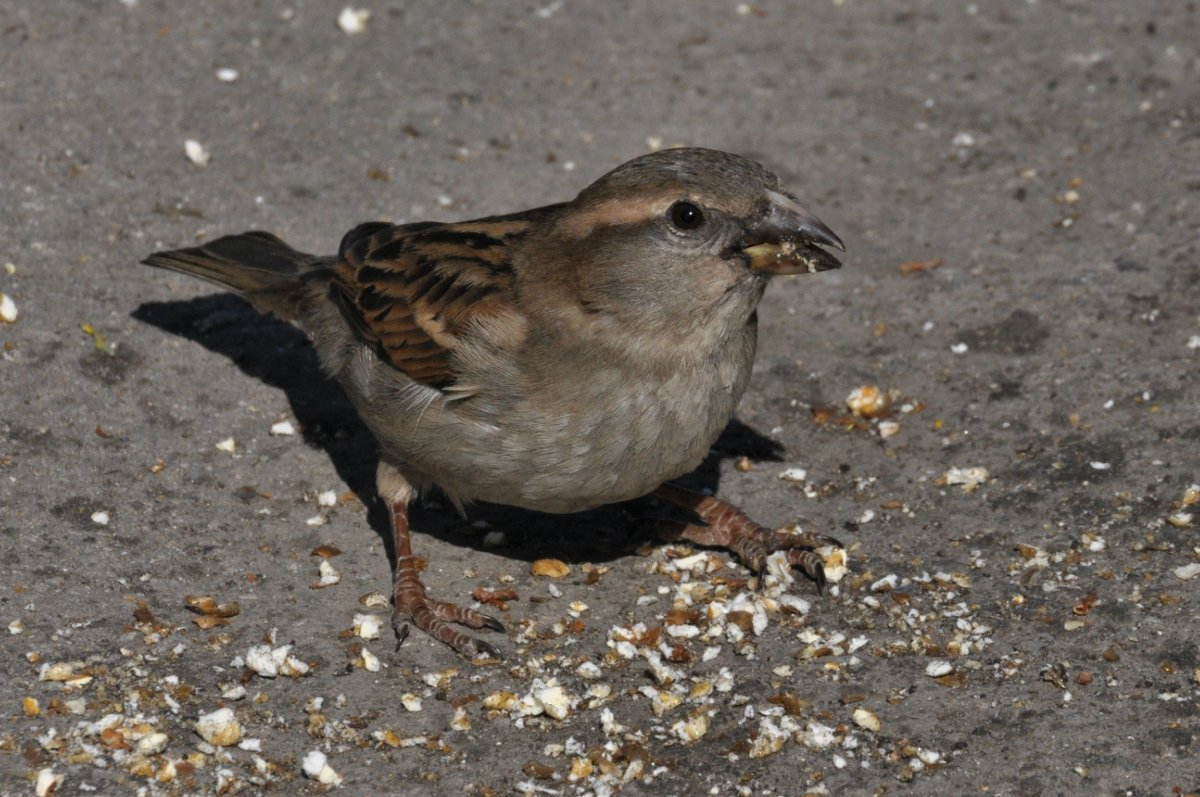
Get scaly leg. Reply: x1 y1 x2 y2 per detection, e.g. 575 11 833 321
380 463 504 658
651 482 842 591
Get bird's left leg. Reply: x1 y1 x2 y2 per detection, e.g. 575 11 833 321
650 482 841 590
379 461 504 658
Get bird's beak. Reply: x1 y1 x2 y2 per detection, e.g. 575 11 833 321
741 190 844 275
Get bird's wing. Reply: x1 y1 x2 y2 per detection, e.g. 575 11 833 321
329 218 532 389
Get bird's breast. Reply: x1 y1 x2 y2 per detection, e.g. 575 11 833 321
419 325 758 513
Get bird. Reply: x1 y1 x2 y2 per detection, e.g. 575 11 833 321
143 147 845 658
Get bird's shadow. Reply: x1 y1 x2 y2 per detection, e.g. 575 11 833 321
132 293 786 567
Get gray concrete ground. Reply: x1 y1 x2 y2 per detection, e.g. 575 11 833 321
1 1 1198 795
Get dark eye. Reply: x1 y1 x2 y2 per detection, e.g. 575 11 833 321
668 201 705 231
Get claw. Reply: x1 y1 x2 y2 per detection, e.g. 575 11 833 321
813 562 828 595
472 638 502 660
479 614 506 633
393 619 410 652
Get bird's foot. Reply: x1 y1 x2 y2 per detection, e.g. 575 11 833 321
392 575 505 659
385 487 505 659
650 483 842 591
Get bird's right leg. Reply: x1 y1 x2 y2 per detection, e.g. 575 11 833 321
379 462 504 658
650 482 842 591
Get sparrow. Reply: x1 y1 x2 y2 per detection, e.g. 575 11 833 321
143 148 845 658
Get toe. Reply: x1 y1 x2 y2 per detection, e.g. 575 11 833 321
394 594 507 658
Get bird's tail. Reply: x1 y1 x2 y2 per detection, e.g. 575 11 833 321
142 231 319 320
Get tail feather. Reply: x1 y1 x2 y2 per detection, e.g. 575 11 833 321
142 231 319 319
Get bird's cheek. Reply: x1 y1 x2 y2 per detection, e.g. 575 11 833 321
691 256 753 305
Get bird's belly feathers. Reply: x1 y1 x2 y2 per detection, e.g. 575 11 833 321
482 366 739 512
369 351 751 514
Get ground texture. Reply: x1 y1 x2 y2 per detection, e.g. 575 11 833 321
1 2 1198 795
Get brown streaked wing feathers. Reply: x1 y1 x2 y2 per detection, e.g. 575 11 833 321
330 220 526 389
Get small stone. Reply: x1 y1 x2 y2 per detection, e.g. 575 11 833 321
301 750 342 785
941 466 989 493
917 749 942 765
534 683 571 720
1166 512 1194 528
221 684 246 701
450 705 471 731
0 292 17 323
317 559 340 585
925 660 954 678
853 707 881 732
352 613 382 640
35 769 62 797
184 139 211 167
280 653 310 678
337 6 371 34
136 732 169 755
39 662 78 682
778 467 808 483
483 691 520 712
803 720 837 749
195 708 241 746
244 645 280 678
1173 563 1200 581
531 559 570 579
820 546 849 583
846 385 893 418
671 711 710 742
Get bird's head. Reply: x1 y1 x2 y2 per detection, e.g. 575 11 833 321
529 148 843 337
